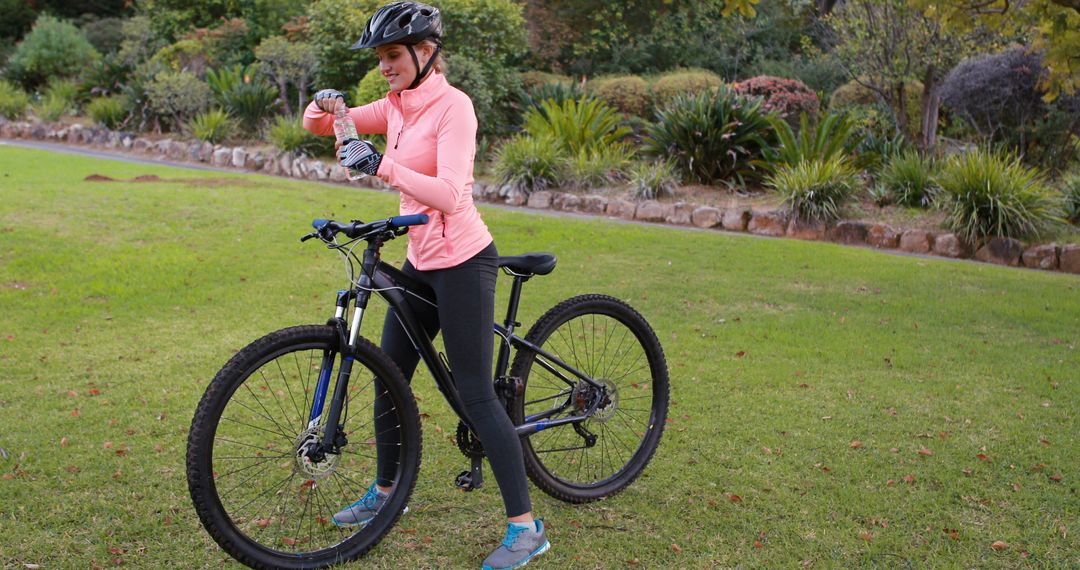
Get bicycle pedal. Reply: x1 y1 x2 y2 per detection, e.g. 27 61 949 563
455 469 483 491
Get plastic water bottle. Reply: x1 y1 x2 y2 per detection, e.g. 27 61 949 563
332 105 364 180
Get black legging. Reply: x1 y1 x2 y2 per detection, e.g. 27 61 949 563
372 241 532 517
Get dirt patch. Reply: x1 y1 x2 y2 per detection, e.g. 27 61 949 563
82 173 253 188
3 282 31 290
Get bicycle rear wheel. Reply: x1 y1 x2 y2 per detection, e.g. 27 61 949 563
186 325 421 569
509 294 669 503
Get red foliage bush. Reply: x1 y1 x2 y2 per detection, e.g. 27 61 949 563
733 75 819 121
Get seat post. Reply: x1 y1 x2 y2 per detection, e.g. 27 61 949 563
503 275 527 332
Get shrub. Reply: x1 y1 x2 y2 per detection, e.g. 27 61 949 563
588 75 651 117
445 55 521 138
42 78 82 111
493 134 567 194
940 48 1044 141
519 71 572 91
568 144 634 189
768 112 857 169
651 69 723 111
753 52 848 95
79 15 126 55
830 79 922 136
5 15 101 89
351 67 387 107
767 157 860 223
878 150 939 208
645 86 776 186
523 97 630 156
267 114 332 157
150 38 215 76
189 109 237 144
254 36 318 114
0 80 30 119
1058 173 1080 225
734 75 819 122
86 95 128 129
32 93 69 122
206 65 280 129
855 130 910 171
629 159 679 200
936 148 1062 243
519 80 589 115
79 55 132 98
146 70 212 130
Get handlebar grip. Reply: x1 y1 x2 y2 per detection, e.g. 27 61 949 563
389 214 429 228
312 219 330 230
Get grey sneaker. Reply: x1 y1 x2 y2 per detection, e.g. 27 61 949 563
481 520 550 570
332 483 389 527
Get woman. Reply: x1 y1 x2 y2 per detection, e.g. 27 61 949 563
302 3 550 569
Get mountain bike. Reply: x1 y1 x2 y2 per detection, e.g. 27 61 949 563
186 214 669 568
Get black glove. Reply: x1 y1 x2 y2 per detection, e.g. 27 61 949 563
314 89 346 109
339 140 383 176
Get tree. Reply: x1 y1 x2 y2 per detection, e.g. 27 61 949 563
254 35 317 114
920 0 1080 99
826 0 993 150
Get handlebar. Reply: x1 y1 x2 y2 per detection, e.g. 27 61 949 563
301 214 429 243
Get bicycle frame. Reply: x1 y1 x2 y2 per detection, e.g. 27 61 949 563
308 236 608 458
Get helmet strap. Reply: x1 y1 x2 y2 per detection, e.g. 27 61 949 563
405 41 442 91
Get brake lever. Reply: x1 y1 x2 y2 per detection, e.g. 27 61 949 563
300 232 319 243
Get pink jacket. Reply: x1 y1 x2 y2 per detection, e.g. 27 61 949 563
303 73 492 270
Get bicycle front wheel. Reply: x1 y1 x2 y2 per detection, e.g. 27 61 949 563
186 325 421 569
509 294 669 503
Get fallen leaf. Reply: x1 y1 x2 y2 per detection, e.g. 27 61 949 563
111 558 123 566
1039 438 1050 446
108 547 124 555
165 515 171 526
282 537 299 546
569 519 582 528
1049 473 1063 482
886 479 895 487
2 473 13 480
902 474 915 484
670 543 682 552
728 494 742 503
890 448 899 453
67 391 78 397
153 444 163 453
88 389 101 396
962 469 973 476
943 528 960 541
1012 482 1021 491
976 454 988 461
990 540 1008 550
735 351 746 358
626 559 640 565
399 528 417 534
422 536 433 544
917 446 934 456
860 532 873 541
850 440 863 449
71 409 80 417
103 442 113 449
66 465 80 474
115 449 126 457
60 437 69 447
753 540 764 549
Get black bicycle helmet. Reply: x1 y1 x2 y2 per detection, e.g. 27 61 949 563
351 2 442 50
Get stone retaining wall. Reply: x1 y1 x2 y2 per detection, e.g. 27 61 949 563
2 118 1077 275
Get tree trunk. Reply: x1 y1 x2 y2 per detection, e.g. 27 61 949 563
278 79 291 115
920 66 940 152
894 81 909 141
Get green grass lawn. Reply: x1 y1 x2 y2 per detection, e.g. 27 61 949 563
0 144 1077 568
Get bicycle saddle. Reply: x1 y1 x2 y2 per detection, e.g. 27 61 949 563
498 253 557 276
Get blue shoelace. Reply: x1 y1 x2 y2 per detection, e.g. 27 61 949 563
502 524 528 549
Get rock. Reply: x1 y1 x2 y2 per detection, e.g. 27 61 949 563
168 140 188 160
231 147 247 168
65 126 80 143
1021 244 1059 270
827 221 871 245
748 209 788 237
329 165 347 182
605 198 637 220
974 236 1024 266
155 138 173 156
635 200 667 222
721 207 751 232
931 233 970 258
212 148 232 167
189 141 212 162
106 132 120 149
276 152 293 175
691 206 722 228
666 202 694 225
580 195 608 214
132 138 151 152
899 229 933 253
92 128 109 145
497 184 513 197
527 191 553 209
0 122 14 138
1059 245 1080 274
867 224 901 249
505 189 527 206
244 151 267 171
552 192 581 211
291 156 310 178
121 134 134 149
787 218 827 240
